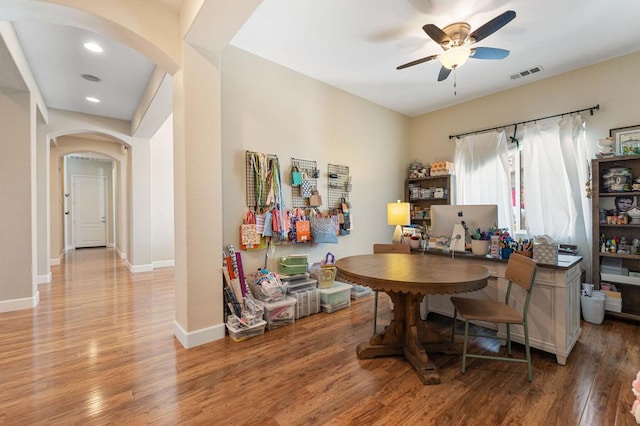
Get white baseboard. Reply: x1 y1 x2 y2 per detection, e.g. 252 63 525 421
0 290 39 313
116 247 127 260
153 259 175 269
126 261 153 273
173 320 226 348
107 242 115 248
38 272 52 285
50 252 64 266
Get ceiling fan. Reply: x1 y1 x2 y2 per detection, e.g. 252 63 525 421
397 10 516 82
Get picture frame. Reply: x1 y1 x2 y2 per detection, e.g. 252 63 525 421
610 124 640 155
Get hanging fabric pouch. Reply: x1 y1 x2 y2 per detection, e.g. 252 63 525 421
263 210 273 236
310 216 338 243
292 166 302 186
331 215 340 234
255 213 266 235
295 213 311 243
240 212 261 250
301 179 312 198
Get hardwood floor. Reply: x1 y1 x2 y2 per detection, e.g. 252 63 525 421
0 248 638 425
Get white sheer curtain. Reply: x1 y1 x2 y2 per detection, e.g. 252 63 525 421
454 130 512 230
523 115 592 279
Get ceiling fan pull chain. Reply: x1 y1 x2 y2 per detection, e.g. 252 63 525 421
453 67 457 96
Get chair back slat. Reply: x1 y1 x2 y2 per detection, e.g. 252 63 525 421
373 244 411 254
505 253 537 292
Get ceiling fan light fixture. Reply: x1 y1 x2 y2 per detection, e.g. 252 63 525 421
439 46 471 70
83 42 103 53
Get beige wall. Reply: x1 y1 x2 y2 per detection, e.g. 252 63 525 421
151 115 175 266
0 91 35 307
409 51 640 164
221 45 410 273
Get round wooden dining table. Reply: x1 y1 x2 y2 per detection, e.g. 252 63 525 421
336 253 490 385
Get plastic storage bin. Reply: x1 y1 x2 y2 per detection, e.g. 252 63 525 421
289 287 320 319
318 281 352 313
580 290 606 324
350 284 373 299
225 315 267 342
603 290 622 312
262 296 297 330
278 263 308 275
287 277 317 292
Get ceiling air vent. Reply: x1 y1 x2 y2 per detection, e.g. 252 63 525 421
510 65 544 80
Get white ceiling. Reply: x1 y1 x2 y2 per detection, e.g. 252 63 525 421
4 0 640 125
231 0 640 117
12 20 156 121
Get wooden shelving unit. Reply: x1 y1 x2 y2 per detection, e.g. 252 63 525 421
405 175 453 232
592 154 640 320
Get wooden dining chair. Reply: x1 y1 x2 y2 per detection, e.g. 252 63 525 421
372 243 411 334
450 253 538 381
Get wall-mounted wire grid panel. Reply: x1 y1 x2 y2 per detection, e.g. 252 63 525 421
245 151 279 209
291 157 318 208
327 163 350 210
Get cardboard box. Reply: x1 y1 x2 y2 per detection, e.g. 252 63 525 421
429 161 454 176
533 242 559 265
601 289 622 299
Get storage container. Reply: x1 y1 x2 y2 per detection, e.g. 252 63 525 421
287 277 318 292
318 281 352 313
605 291 622 312
262 296 297 329
280 254 308 266
278 262 308 275
225 315 267 342
350 284 373 299
580 291 605 324
289 287 320 319
533 238 559 265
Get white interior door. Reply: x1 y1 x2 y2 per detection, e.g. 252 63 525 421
73 175 107 248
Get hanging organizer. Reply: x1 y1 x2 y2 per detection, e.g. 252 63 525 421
245 150 280 209
327 163 350 209
291 157 318 208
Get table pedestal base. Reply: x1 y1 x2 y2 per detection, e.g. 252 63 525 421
356 292 461 385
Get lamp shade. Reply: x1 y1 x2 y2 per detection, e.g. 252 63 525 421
387 201 411 226
439 46 471 70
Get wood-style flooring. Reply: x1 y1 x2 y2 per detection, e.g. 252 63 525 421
0 248 638 425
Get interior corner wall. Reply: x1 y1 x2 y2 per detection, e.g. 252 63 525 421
36 118 50 283
409 51 640 164
0 91 35 306
150 115 175 265
221 45 411 274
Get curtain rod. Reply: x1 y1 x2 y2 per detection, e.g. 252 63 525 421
448 104 600 140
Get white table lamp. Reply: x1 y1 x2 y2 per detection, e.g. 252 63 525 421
387 201 411 244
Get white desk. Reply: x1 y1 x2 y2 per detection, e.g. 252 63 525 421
421 253 583 365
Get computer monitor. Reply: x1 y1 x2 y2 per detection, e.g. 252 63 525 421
430 204 498 241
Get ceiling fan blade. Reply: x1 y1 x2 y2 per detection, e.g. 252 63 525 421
469 10 516 43
422 24 450 46
470 47 510 60
437 66 451 82
397 54 438 70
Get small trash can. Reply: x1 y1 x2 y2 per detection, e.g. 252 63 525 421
581 290 606 324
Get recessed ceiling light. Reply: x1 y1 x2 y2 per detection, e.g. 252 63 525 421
83 42 103 53
85 97 101 103
81 74 101 82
